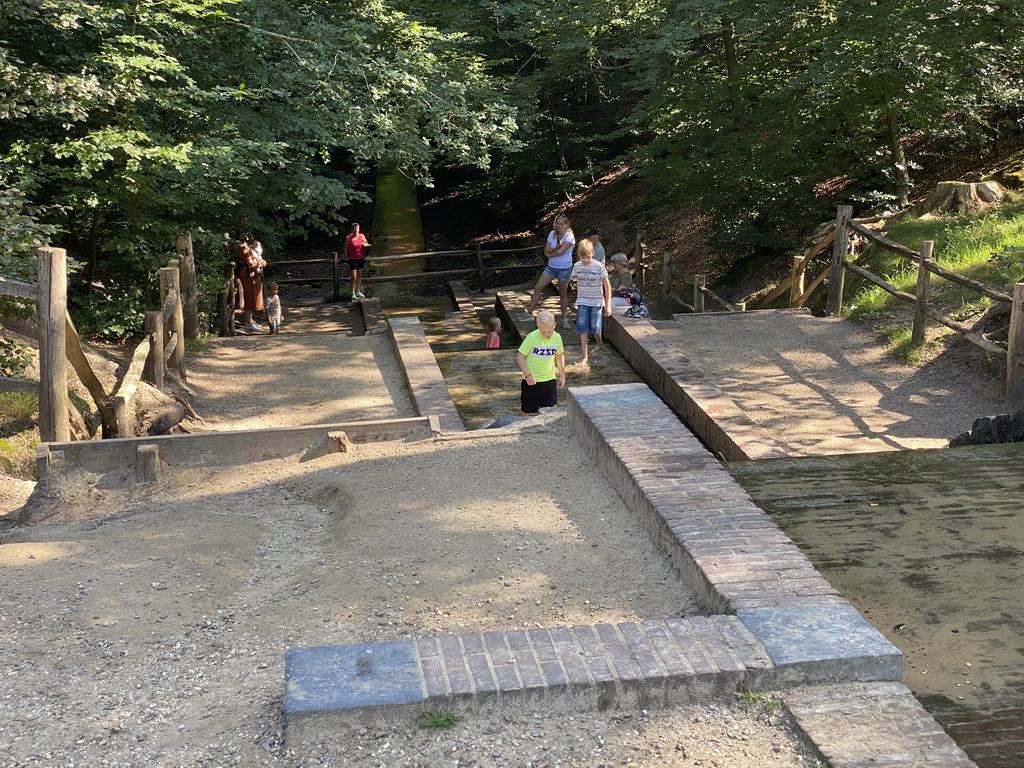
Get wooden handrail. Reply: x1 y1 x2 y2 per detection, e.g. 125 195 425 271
0 277 36 299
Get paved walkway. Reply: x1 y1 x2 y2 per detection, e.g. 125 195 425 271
653 309 1002 455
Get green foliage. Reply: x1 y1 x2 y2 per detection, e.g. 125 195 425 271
417 709 461 730
0 331 31 377
72 286 147 340
1 0 520 337
736 689 782 716
846 193 1024 324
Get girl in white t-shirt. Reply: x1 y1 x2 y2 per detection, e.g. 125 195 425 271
519 214 576 329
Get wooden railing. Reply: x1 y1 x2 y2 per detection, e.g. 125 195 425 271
0 237 199 441
820 205 1024 406
217 243 551 335
655 253 745 314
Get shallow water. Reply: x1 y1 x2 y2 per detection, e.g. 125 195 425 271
729 443 1024 765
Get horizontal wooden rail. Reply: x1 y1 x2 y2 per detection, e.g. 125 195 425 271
842 260 916 303
848 221 921 260
0 376 36 393
0 277 36 299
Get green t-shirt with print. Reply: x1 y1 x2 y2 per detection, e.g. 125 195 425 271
518 328 564 382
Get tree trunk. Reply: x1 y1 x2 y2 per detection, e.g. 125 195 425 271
882 91 910 208
914 181 1006 215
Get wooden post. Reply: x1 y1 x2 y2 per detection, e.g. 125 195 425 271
1007 281 1024 408
661 252 671 308
113 394 130 438
693 275 706 313
135 444 160 484
475 245 485 289
911 241 934 346
825 205 853 315
143 310 165 389
176 233 199 339
789 255 805 308
332 251 339 300
160 266 186 380
36 247 70 443
219 263 236 336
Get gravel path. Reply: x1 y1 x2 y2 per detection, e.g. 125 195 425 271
0 332 824 767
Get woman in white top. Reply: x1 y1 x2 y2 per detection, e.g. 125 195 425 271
519 214 576 329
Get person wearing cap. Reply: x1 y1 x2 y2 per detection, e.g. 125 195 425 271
608 253 634 307
582 227 605 264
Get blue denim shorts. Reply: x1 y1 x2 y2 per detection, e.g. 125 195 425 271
543 264 573 283
574 304 603 335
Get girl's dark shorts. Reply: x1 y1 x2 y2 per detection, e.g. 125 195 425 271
348 257 366 271
520 378 557 413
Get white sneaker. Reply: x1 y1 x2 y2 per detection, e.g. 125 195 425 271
244 321 262 331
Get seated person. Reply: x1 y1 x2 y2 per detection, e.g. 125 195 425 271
608 253 634 307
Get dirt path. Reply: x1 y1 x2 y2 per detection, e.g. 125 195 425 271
655 310 1003 455
0 331 824 767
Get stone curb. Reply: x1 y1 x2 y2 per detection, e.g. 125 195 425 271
784 682 975 767
387 316 464 433
599 310 787 461
35 416 439 477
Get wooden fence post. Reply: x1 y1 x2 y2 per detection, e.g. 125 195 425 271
694 275 706 313
825 205 853 315
160 266 186 380
661 252 671 308
113 394 130 438
332 251 339 299
476 245 485 289
911 241 934 346
176 233 199 339
789 254 805 308
36 247 70 443
143 310 165 389
218 263 235 336
1008 281 1024 408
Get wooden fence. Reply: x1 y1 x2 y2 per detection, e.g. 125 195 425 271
216 233 649 335
0 237 199 442
657 253 745 314
819 205 1024 406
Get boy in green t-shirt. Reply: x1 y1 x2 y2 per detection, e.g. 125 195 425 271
516 310 566 416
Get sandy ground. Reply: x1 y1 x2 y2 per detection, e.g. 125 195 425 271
655 310 1004 455
0 332 823 767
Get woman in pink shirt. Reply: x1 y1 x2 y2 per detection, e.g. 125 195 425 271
345 223 372 299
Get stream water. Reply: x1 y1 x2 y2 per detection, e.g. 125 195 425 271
729 443 1024 767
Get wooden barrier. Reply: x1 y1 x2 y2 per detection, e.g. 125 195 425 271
819 206 1022 406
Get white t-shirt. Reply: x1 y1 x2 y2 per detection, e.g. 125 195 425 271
546 231 575 270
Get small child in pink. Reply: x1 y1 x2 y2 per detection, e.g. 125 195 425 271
485 317 501 348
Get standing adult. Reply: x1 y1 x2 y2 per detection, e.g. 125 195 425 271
234 234 266 332
583 227 605 264
519 214 575 329
345 223 372 299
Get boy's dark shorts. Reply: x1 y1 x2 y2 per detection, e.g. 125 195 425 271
520 378 557 413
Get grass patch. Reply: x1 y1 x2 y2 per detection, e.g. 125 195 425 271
417 709 461 730
0 392 39 479
736 689 781 717
843 192 1024 361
